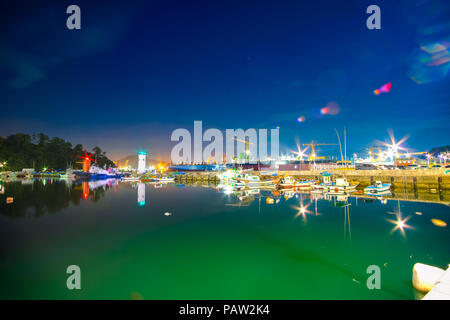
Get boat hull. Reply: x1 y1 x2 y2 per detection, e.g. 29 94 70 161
364 185 391 193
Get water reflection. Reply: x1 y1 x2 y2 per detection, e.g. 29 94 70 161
137 183 145 206
0 179 116 219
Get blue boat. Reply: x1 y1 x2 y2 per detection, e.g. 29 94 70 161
364 181 391 193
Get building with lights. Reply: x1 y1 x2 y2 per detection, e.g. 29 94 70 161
138 149 146 174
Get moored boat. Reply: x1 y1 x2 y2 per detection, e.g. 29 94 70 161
312 171 334 190
233 173 277 188
122 176 140 182
152 176 175 183
278 176 315 189
323 178 359 193
364 181 391 193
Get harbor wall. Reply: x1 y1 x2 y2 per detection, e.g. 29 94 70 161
274 169 449 191
173 169 450 191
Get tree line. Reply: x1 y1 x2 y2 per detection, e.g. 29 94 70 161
0 133 116 171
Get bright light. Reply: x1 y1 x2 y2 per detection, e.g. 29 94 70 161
387 213 414 237
292 199 311 222
292 143 309 160
380 130 408 159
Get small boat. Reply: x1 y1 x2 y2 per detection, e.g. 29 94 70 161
367 190 391 197
312 171 334 190
364 181 391 193
60 169 76 179
153 177 175 183
323 178 359 193
122 176 140 182
234 173 277 188
278 176 315 188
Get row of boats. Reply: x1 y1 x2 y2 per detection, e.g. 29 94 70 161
122 175 175 183
217 169 391 195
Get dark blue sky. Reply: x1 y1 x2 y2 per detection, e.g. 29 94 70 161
0 0 449 160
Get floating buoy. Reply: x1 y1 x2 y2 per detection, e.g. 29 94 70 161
266 197 274 204
6 197 13 204
412 263 445 292
164 212 172 216
431 219 447 227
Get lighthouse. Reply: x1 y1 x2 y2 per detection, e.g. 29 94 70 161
138 149 146 174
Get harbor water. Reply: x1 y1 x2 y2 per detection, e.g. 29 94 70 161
0 179 448 299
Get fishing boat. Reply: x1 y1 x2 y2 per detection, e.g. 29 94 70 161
323 178 359 193
364 181 391 194
234 173 277 188
312 171 334 190
122 176 140 182
278 176 315 189
152 176 175 183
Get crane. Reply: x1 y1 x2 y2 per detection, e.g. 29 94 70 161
302 141 337 161
234 137 254 161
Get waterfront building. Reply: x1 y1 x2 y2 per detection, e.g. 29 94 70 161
138 149 146 174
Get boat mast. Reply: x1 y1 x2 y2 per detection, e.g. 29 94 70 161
344 127 347 169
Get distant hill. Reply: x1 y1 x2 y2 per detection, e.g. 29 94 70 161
116 154 160 169
429 146 449 156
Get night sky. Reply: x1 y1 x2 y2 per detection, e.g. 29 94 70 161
0 0 449 161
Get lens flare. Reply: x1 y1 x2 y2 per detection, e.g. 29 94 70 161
387 213 414 237
321 101 340 115
373 83 391 95
408 41 450 84
380 82 391 92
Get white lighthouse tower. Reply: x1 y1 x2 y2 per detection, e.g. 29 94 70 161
138 149 146 174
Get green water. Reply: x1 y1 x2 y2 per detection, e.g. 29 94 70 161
0 179 448 299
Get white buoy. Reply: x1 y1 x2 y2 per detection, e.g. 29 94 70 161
412 263 445 292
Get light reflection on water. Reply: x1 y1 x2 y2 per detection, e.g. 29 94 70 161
0 179 448 299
